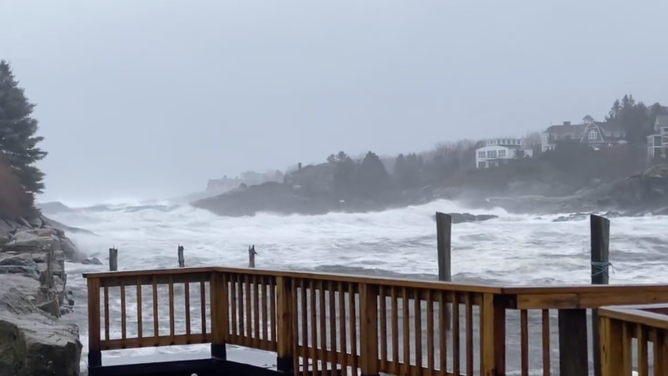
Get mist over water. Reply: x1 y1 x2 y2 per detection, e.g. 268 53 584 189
53 199 668 373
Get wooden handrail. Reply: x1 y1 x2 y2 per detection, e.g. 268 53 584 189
599 305 668 375
84 267 668 376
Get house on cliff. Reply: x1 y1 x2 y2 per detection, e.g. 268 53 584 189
284 163 337 194
647 115 668 160
540 116 626 152
474 138 534 169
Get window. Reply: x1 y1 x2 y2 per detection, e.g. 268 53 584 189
604 131 612 137
478 151 486 158
613 131 620 137
498 149 506 158
588 130 597 140
662 127 668 134
478 161 486 168
487 150 497 158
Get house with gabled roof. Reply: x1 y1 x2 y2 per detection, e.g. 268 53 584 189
540 116 626 152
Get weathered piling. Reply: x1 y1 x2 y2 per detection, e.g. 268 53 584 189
109 247 118 271
177 244 185 268
248 245 257 268
590 214 611 376
435 212 452 329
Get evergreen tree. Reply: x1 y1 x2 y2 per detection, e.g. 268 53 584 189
0 60 47 195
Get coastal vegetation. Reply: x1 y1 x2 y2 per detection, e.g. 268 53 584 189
0 60 46 219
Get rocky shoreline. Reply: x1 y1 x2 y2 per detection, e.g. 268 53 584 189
190 163 668 219
0 214 86 376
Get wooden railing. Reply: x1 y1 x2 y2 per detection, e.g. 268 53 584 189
85 267 668 376
599 303 668 376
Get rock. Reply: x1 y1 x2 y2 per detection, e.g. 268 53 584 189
35 201 75 215
35 300 60 318
4 228 86 263
0 279 81 376
82 257 102 265
439 213 499 224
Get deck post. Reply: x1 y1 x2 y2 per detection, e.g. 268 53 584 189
87 277 102 368
481 293 506 376
360 283 380 376
558 309 589 376
599 316 624 376
210 272 228 361
435 212 452 329
590 214 610 376
276 277 295 373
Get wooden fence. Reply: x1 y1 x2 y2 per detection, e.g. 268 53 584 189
85 267 668 376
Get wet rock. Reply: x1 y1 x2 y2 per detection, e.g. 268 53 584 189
440 212 499 224
82 257 102 265
0 280 81 376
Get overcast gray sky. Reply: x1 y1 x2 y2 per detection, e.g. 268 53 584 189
1 0 666 204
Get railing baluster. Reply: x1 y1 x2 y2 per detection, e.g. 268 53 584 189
542 309 550 376
300 279 308 376
402 287 410 375
328 284 337 376
318 280 327 376
200 280 206 340
415 288 423 375
426 289 435 376
152 277 158 343
230 274 238 341
638 324 648 376
465 293 473 375
348 282 358 373
168 277 175 344
136 278 143 341
391 286 399 376
438 291 447 376
339 281 348 376
120 280 127 343
253 275 260 348
310 280 319 374
453 292 460 375
521 309 529 376
184 281 191 338
103 285 110 341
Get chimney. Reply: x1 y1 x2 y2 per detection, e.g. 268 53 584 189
563 121 571 126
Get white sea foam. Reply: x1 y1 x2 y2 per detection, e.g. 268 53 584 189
52 199 668 372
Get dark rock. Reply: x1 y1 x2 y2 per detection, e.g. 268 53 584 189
439 213 499 224
35 300 60 318
81 257 102 265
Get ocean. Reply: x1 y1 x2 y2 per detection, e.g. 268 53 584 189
51 198 668 374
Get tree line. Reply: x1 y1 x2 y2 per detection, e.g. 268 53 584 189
0 60 47 219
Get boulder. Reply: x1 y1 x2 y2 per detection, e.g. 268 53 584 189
5 228 86 262
0 278 81 376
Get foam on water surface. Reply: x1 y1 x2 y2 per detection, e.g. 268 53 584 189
52 199 668 373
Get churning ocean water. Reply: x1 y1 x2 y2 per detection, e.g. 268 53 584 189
50 198 668 375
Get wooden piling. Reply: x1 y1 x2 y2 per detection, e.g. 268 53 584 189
177 245 185 268
109 247 118 271
590 214 611 376
248 245 257 268
435 212 452 329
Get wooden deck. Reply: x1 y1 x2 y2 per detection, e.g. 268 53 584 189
84 266 668 376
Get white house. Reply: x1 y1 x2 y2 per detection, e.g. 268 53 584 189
647 114 668 159
475 139 534 169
